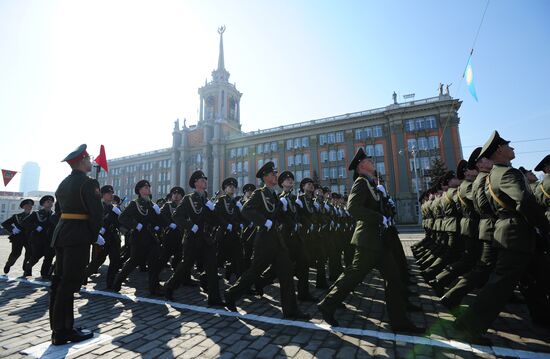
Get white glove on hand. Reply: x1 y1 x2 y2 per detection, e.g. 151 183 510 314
96 234 105 246
324 203 330 211
236 201 243 210
191 224 199 233
169 223 177 230
382 216 389 228
294 223 299 232
12 227 21 235
376 184 388 197
314 202 320 210
310 224 314 231
227 223 233 231
136 223 143 231
240 223 244 230
99 227 106 235
205 200 215 211
112 206 122 215
264 219 273 230
295 198 303 208
248 222 254 228
280 197 288 211
152 203 161 215
153 226 160 232
36 226 43 232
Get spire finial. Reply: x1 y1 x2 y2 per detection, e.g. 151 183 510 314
217 26 226 71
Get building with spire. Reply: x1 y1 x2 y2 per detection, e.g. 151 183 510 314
99 27 463 223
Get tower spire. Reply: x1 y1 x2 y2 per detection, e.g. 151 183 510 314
217 26 225 71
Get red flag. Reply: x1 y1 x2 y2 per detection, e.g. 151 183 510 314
1 169 18 186
95 145 109 173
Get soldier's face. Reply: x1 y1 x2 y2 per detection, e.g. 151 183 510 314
225 184 236 195
139 185 151 197
22 204 33 212
244 190 253 197
103 192 113 203
303 182 314 192
498 144 515 160
83 156 93 172
42 200 54 210
195 178 207 191
171 192 183 203
263 171 278 187
358 158 375 175
282 178 294 189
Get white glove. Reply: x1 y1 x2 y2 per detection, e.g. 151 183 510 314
12 227 21 235
264 219 273 230
36 226 43 232
169 223 177 230
314 202 320 210
280 197 288 211
152 203 161 215
376 185 388 197
309 224 314 231
96 234 105 246
248 223 254 228
382 216 389 228
324 203 330 211
388 198 395 206
227 223 233 231
136 223 143 231
294 223 299 232
295 198 303 208
99 227 106 235
205 200 215 211
240 223 244 229
112 206 122 215
153 226 160 232
236 201 243 210
191 224 199 233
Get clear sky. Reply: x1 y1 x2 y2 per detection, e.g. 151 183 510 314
1 0 549 192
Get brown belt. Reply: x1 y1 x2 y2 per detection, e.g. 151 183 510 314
61 213 90 220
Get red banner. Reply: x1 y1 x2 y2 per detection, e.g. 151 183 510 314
95 145 109 173
1 169 18 187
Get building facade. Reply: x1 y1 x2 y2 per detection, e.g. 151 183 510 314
99 28 463 224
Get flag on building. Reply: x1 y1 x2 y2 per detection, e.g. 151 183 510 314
95 145 109 172
1 169 18 186
464 55 478 102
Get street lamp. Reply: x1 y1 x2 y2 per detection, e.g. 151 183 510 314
410 145 421 225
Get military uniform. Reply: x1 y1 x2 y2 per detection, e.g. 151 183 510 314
158 187 185 271
22 196 56 277
1 199 34 275
50 144 102 345
318 148 423 333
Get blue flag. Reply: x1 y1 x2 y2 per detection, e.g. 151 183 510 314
464 56 478 101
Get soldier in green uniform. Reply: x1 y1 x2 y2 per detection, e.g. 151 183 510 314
2 199 34 275
240 183 256 275
534 155 550 222
158 186 185 271
519 167 540 193
50 144 103 345
224 162 310 319
317 148 424 333
455 131 550 344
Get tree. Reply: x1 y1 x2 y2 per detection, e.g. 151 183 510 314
428 157 447 186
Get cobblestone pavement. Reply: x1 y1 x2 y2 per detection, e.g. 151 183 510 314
1 233 549 358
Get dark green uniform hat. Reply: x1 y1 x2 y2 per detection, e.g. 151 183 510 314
299 177 314 191
277 171 294 188
222 177 238 190
101 185 114 195
62 144 89 165
134 179 151 195
439 171 456 186
348 147 370 171
478 131 510 160
169 186 185 196
189 170 207 189
39 195 54 206
467 147 482 170
256 161 277 179
20 199 34 208
534 154 550 172
456 160 468 180
242 183 256 193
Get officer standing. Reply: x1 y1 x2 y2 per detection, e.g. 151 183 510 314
317 148 424 333
1 199 34 275
224 162 310 319
455 131 550 344
50 144 103 345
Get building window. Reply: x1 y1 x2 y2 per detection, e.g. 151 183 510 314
295 170 303 182
287 156 294 167
376 162 386 175
355 129 363 140
264 143 270 153
428 136 439 149
320 151 328 162
329 150 337 162
425 116 437 129
243 161 249 173
415 118 425 130
230 149 236 158
375 144 384 157
365 145 374 157
302 137 309 147
237 162 242 172
294 138 300 149
419 157 431 170
303 170 311 178
327 132 336 144
373 126 383 137
417 137 428 150
405 119 415 132
330 167 338 178
337 149 345 161
271 142 278 152
407 138 417 151
338 166 346 178
302 153 310 165
295 154 302 165
237 148 242 157
231 163 237 174
319 134 327 146
322 167 329 179
257 144 263 154
336 131 344 143
339 184 346 194
272 158 278 168
258 159 264 168
286 139 293 150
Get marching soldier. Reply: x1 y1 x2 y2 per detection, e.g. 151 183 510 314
318 148 424 333
50 144 103 345
85 185 122 288
164 170 225 306
520 167 540 193
224 162 310 319
534 155 550 222
455 131 550 344
112 180 164 296
22 195 56 278
2 199 34 275
158 186 185 271
240 183 256 274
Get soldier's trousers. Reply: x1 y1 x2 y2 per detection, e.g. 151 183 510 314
305 232 328 288
49 244 90 333
455 248 531 336
424 232 463 279
319 246 411 328
165 236 222 302
114 236 161 292
159 231 183 271
26 238 55 277
327 232 344 281
217 232 244 281
225 230 299 317
434 235 480 288
386 227 410 283
4 237 31 273
86 240 121 287
442 240 497 307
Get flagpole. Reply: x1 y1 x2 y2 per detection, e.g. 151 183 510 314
94 165 101 180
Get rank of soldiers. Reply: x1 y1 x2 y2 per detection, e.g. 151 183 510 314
3 136 549 346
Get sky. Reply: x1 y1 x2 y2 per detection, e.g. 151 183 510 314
1 0 549 192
